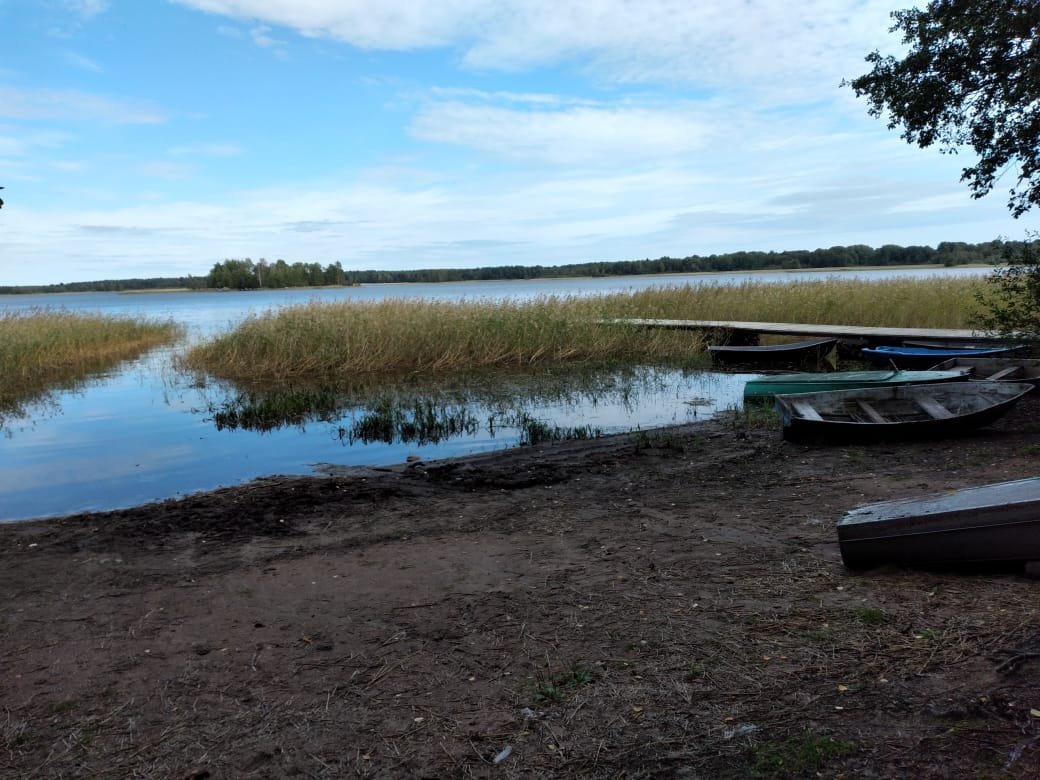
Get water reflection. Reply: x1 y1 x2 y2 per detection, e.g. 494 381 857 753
195 366 719 448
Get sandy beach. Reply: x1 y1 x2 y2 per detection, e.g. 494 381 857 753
3 399 1040 778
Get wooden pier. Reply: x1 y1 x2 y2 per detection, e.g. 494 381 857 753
607 319 988 346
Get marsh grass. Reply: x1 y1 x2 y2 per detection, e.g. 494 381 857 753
182 276 987 382
0 309 181 411
181 296 709 382
597 276 986 328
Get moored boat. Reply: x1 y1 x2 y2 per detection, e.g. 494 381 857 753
928 356 1040 391
708 337 838 367
860 343 1024 369
838 477 1040 569
773 381 1031 443
743 368 970 402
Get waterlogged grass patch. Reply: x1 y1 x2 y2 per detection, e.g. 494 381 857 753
346 398 480 446
182 296 709 382
0 309 181 411
195 366 677 446
746 729 855 777
518 416 601 446
182 277 985 381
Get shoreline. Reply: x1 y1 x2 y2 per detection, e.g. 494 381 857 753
0 263 995 297
2 403 1039 776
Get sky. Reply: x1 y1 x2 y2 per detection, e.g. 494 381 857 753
0 0 1034 286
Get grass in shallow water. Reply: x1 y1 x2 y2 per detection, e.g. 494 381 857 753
182 276 987 382
0 309 181 410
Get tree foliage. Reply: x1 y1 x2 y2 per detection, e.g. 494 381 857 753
205 258 348 289
973 234 1040 339
848 0 1040 216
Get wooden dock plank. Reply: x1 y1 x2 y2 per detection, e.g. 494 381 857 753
606 318 984 343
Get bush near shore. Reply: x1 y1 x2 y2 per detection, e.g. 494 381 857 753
182 277 987 382
0 309 181 408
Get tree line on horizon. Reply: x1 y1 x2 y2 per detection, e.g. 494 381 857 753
0 239 1018 294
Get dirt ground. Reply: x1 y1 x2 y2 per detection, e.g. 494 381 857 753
3 396 1040 779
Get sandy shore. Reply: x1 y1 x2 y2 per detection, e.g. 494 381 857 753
2 400 1040 778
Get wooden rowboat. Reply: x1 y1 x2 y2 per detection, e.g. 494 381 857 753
708 337 838 367
838 477 1040 569
928 357 1040 391
859 343 1024 369
773 381 1032 443
742 368 969 402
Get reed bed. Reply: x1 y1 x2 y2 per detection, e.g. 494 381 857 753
0 309 181 408
183 276 990 382
593 276 988 328
181 297 709 382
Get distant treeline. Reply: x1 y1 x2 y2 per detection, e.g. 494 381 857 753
0 240 1017 294
342 240 1013 284
0 276 209 295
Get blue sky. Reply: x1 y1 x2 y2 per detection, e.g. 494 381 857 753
0 0 1032 285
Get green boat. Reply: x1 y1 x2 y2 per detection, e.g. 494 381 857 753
743 368 970 402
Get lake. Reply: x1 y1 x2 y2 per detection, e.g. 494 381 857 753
0 266 990 521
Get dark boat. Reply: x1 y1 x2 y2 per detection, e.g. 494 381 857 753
928 356 1040 391
743 368 969 402
773 381 1031 443
901 339 1015 350
708 337 838 367
838 477 1040 569
860 343 1024 369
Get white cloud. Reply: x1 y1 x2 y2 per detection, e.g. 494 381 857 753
410 100 713 164
173 0 898 95
64 0 109 17
166 143 242 157
0 87 165 124
62 51 104 72
250 25 286 51
137 161 194 179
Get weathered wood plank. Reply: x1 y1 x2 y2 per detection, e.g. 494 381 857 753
986 366 1024 381
855 400 888 424
916 397 954 419
791 400 824 421
605 318 984 343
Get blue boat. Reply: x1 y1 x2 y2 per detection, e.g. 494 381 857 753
860 344 1024 369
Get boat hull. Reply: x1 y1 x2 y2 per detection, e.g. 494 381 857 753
708 337 838 368
774 381 1032 443
743 368 969 402
928 357 1040 391
838 477 1040 568
860 344 1023 369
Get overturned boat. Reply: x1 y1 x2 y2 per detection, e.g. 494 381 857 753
838 477 1040 569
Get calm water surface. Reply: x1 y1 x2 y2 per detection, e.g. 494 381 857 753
0 267 990 521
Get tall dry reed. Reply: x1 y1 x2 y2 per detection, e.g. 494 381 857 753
182 276 989 382
0 309 181 407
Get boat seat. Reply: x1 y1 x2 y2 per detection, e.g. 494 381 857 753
855 400 888 423
986 366 1023 381
916 396 954 419
791 400 824 421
